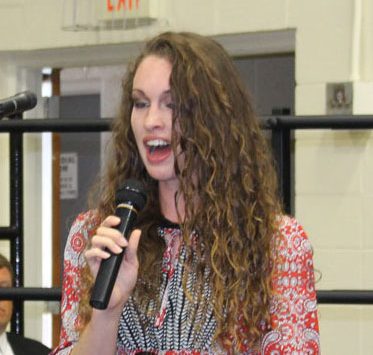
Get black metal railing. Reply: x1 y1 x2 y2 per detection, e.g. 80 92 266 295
0 118 110 334
265 115 373 213
1 116 373 335
1 287 372 305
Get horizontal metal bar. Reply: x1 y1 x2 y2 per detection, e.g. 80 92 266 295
317 290 373 304
1 116 373 133
0 118 112 133
0 288 372 304
263 116 373 129
0 287 61 301
0 226 18 238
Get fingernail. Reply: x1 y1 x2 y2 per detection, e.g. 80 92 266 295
103 251 111 258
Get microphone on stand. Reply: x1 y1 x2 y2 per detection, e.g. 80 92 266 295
0 91 37 119
90 179 147 310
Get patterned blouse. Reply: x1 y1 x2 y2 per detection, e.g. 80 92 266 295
51 211 320 354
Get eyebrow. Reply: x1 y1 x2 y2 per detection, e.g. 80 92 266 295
131 89 144 95
131 89 172 98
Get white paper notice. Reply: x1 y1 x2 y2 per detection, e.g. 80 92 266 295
60 152 78 199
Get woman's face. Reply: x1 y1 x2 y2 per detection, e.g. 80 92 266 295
131 55 180 187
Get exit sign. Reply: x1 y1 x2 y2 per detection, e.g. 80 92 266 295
62 0 158 31
98 0 154 21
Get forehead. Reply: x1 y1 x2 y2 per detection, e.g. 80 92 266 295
133 55 172 89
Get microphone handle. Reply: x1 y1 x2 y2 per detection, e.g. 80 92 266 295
90 206 137 310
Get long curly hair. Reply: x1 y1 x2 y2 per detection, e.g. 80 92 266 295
79 32 282 351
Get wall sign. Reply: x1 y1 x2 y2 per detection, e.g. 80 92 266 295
62 0 159 31
60 152 78 200
326 82 353 115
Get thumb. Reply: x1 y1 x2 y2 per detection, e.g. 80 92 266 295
125 229 141 262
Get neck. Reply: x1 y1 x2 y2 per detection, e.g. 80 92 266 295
158 181 185 224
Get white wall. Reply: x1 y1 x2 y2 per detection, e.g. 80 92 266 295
0 0 373 353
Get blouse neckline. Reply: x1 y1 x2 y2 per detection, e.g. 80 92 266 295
159 215 180 229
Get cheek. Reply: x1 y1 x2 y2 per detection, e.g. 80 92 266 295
130 115 140 142
130 111 135 132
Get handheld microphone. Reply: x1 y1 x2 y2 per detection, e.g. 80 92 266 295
0 91 37 119
90 179 147 310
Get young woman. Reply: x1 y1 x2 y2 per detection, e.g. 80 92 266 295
52 32 320 354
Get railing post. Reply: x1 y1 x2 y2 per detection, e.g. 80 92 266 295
270 123 293 215
9 114 24 335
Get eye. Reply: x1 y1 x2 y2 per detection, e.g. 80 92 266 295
132 99 149 109
163 97 175 110
166 102 175 110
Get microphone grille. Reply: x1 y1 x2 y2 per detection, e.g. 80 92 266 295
19 91 37 110
115 179 147 211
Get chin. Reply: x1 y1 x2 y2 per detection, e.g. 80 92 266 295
150 173 178 185
146 168 176 181
151 174 177 182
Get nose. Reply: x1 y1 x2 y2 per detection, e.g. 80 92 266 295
144 103 165 131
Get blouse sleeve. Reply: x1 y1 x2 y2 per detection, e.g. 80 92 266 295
51 211 99 355
261 216 320 354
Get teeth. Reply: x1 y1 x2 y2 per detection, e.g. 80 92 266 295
146 139 168 147
146 139 169 155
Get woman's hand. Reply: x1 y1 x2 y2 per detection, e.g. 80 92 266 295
85 215 141 311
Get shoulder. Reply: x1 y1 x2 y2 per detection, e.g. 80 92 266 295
271 215 316 286
271 215 317 295
273 215 313 257
6 333 50 355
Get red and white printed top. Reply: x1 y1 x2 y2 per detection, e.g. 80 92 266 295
52 211 320 354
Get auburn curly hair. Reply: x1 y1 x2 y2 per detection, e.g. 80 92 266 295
79 32 282 351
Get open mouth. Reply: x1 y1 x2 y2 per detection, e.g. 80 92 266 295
146 139 171 155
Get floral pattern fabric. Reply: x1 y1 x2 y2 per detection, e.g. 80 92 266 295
51 211 320 354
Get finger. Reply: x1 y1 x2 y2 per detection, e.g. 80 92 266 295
125 229 141 262
91 235 125 254
85 247 111 261
95 226 127 247
100 215 121 228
